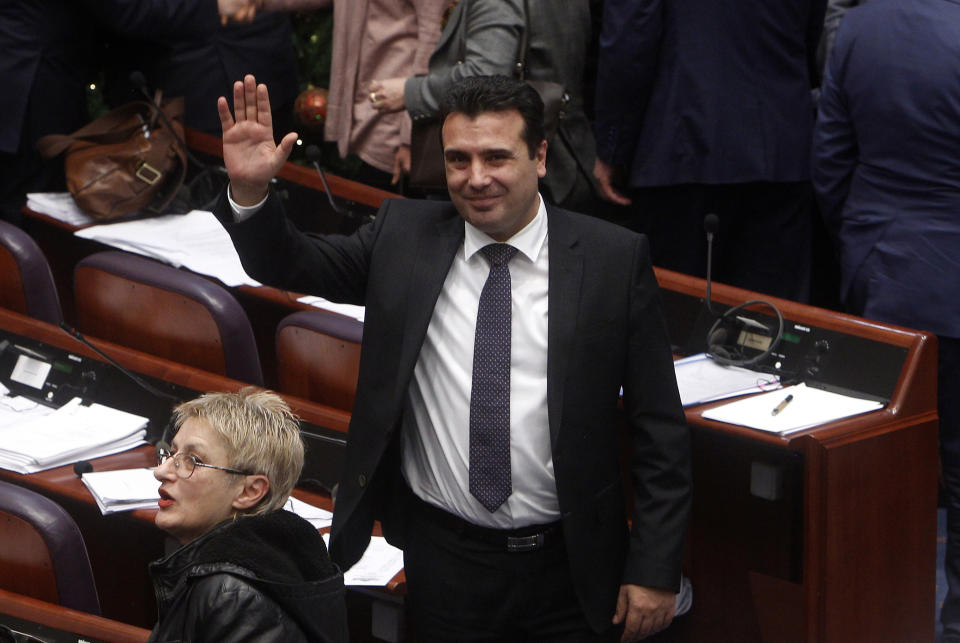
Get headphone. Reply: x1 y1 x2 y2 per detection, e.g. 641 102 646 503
706 299 784 368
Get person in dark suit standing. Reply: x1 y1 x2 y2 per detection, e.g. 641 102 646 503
214 73 691 641
811 1 960 638
593 0 826 302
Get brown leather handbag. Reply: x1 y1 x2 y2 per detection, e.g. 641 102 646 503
36 98 187 220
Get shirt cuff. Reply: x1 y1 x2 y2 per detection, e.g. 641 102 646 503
227 184 268 222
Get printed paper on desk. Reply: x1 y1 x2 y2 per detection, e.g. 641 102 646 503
701 382 884 435
673 353 780 407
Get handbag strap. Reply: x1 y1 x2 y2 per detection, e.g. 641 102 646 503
516 0 532 81
36 99 185 159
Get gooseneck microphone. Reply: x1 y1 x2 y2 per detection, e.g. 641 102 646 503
304 144 355 219
58 323 180 404
703 213 719 314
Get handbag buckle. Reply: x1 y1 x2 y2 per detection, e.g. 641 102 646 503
135 161 162 185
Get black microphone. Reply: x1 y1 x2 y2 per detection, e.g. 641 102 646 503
73 460 93 477
703 213 719 314
304 145 361 220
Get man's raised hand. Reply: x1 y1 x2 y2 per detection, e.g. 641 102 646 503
217 74 298 206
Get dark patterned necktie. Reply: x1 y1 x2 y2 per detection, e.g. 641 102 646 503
469 243 518 513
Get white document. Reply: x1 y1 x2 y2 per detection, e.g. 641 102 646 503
701 382 885 435
75 209 262 287
26 192 95 226
0 398 147 474
81 467 160 514
323 533 404 586
297 296 366 322
674 353 781 407
285 496 333 529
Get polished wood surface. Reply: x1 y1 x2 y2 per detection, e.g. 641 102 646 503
0 588 150 643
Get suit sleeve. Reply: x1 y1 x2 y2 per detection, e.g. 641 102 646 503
404 0 523 119
811 21 857 240
80 0 221 38
212 189 394 306
592 0 663 167
621 235 691 591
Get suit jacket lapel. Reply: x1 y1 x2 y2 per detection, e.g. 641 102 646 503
394 213 464 402
546 208 583 446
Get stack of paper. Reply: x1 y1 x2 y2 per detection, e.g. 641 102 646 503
701 383 884 435
81 468 160 514
297 296 365 322
74 209 262 288
26 192 95 226
0 397 148 474
673 353 781 407
286 496 334 529
323 533 404 586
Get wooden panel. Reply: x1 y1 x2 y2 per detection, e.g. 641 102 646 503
0 513 59 605
74 266 229 377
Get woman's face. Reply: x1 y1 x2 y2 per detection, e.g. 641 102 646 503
153 418 245 544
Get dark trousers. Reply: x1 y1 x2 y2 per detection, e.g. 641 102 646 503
401 490 617 643
628 181 814 303
939 336 960 640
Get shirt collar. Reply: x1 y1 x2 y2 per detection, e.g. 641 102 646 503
463 194 548 263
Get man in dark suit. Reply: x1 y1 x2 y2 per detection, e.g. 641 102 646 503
811 1 960 638
592 0 826 302
215 74 691 641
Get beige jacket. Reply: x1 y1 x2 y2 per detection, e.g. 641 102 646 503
325 0 446 172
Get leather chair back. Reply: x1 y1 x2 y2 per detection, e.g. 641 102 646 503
74 251 263 385
0 480 100 615
276 310 362 412
0 220 63 324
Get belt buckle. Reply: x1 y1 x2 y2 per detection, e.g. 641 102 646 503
506 532 543 553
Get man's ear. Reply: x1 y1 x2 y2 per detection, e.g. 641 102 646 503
536 139 548 178
232 474 270 511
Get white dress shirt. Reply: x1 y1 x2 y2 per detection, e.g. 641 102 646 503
401 196 558 528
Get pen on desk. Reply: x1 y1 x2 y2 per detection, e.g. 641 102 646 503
771 393 794 416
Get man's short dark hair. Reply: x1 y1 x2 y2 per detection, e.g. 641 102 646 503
440 76 545 158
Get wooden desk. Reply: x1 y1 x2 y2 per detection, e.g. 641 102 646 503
0 588 150 643
655 268 938 643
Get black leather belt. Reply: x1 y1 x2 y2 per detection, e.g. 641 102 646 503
410 491 561 553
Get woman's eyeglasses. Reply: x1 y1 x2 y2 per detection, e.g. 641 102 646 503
156 448 254 479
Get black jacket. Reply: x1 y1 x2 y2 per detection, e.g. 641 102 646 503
148 509 347 643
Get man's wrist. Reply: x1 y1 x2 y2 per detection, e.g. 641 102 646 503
227 183 269 221
230 182 270 207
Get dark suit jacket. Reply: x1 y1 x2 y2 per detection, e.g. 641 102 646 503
594 0 826 187
215 195 691 631
812 0 960 338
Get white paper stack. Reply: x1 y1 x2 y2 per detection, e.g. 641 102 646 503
323 533 404 586
81 468 160 514
0 398 148 474
701 382 884 435
74 209 262 288
285 496 333 529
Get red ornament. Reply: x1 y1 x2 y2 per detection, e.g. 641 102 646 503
294 87 329 133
